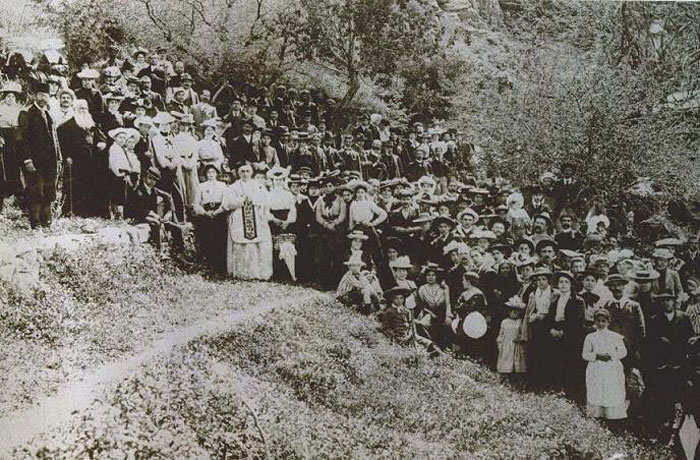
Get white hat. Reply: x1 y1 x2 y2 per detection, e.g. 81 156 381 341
152 112 176 125
133 116 154 129
108 127 130 139
76 68 100 79
0 81 22 94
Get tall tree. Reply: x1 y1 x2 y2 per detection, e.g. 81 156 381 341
278 0 443 108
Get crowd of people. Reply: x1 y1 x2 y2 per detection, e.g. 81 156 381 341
1 44 699 450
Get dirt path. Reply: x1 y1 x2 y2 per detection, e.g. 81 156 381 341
0 291 328 456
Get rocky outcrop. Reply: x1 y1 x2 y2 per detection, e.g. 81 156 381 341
0 224 151 294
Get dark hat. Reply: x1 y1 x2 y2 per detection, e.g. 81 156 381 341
261 128 275 138
434 216 456 227
145 166 161 181
652 291 677 301
486 240 513 255
515 237 535 253
384 286 413 300
533 212 553 227
552 270 578 287
535 238 558 253
201 163 220 175
421 262 445 274
181 72 193 81
560 161 577 172
33 81 50 94
413 212 436 224
603 274 628 286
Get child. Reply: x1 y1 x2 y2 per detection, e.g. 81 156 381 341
580 269 602 334
389 256 417 309
344 230 372 267
336 254 381 313
582 309 627 421
379 286 434 350
496 296 528 375
505 192 531 240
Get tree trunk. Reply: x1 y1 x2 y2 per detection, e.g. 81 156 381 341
339 68 360 109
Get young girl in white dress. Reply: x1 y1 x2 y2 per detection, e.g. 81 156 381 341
582 308 627 421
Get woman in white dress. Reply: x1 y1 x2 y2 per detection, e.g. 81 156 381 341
223 163 273 280
267 166 297 281
582 308 627 421
196 119 225 179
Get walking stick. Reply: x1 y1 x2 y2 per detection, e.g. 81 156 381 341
67 163 73 217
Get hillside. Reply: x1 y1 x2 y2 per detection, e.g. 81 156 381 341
0 214 671 458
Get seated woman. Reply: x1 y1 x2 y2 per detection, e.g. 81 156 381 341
416 262 452 348
192 164 228 273
108 127 141 219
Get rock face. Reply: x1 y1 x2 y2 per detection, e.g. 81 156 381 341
0 224 151 295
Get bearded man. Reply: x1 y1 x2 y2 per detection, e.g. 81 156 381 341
58 99 108 217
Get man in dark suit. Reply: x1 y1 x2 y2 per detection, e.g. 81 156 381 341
138 76 166 112
554 210 583 250
17 82 61 228
552 162 582 217
136 54 168 96
682 234 700 278
225 118 257 166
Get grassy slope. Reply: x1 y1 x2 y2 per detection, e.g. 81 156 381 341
15 294 671 459
0 230 312 417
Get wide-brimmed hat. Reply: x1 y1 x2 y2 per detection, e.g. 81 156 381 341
131 47 149 57
152 112 176 125
108 127 130 139
0 81 22 94
417 175 436 186
347 230 369 241
505 296 526 310
603 274 628 286
630 269 659 282
457 208 479 224
76 68 100 79
560 249 584 259
412 212 436 224
469 187 490 195
655 237 683 248
133 116 154 129
652 291 676 301
652 248 674 259
463 271 480 282
531 266 553 278
349 180 370 192
471 229 497 241
486 241 512 255
434 216 456 227
593 308 610 321
443 241 469 255
421 262 445 274
200 118 221 129
389 256 413 270
384 286 413 300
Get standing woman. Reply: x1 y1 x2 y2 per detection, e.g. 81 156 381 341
316 175 347 288
108 127 141 219
192 164 228 273
223 163 273 280
544 271 586 397
197 119 225 178
267 166 297 281
347 180 388 281
0 81 23 211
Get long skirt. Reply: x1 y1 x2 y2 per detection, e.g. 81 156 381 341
194 212 228 273
227 241 273 281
